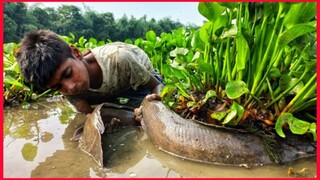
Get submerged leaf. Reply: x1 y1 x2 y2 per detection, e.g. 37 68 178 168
21 143 38 161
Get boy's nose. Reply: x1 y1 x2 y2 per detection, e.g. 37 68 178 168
65 81 77 94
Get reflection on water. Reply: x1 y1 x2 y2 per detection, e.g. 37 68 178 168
4 96 317 178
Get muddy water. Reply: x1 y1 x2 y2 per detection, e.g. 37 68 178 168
4 96 317 178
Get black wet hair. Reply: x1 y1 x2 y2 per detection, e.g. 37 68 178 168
15 29 74 89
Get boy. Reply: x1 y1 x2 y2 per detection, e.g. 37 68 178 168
15 29 163 120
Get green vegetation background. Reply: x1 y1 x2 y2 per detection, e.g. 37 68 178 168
4 2 198 43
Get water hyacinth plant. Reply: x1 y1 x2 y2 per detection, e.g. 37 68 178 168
139 2 316 140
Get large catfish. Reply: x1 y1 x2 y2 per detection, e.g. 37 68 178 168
76 99 315 167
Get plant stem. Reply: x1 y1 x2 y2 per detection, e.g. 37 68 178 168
281 73 316 114
265 67 309 109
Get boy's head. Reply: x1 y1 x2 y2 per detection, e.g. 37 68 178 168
15 29 74 89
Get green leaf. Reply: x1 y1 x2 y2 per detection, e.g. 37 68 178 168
175 83 191 99
203 90 217 103
89 38 97 45
199 21 212 44
275 113 294 138
146 30 157 44
199 63 214 76
288 78 304 95
4 76 23 87
198 2 227 22
225 81 249 99
78 36 86 47
222 108 237 124
278 24 315 49
211 110 230 121
288 117 310 135
235 33 248 71
230 102 244 125
220 24 237 39
4 42 18 54
283 2 316 29
21 143 38 161
268 67 281 78
218 2 240 10
170 47 189 57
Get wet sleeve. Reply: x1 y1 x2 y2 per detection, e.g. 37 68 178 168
118 49 151 90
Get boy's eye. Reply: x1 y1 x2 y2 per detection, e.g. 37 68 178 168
64 68 72 79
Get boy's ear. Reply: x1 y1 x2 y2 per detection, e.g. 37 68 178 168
69 45 83 60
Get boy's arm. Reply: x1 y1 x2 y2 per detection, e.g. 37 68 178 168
74 98 94 114
142 74 164 101
134 74 164 121
64 94 94 114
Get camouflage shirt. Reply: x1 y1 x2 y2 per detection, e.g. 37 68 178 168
64 42 155 107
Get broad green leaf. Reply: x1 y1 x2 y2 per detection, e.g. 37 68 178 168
89 38 97 45
146 30 157 43
288 117 310 135
4 76 23 87
191 30 205 50
69 32 75 41
203 90 217 103
21 143 38 161
225 81 249 99
78 36 86 47
199 63 214 76
211 110 230 121
279 74 291 91
175 83 191 99
288 78 304 95
268 67 281 78
4 42 18 54
235 33 248 71
218 2 240 10
222 108 237 124
170 47 189 57
220 24 237 39
230 102 244 125
283 2 316 29
212 14 228 35
275 113 294 138
198 2 226 22
124 39 133 44
199 21 212 44
278 24 315 50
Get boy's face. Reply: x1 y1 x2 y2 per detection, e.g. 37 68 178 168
47 57 90 95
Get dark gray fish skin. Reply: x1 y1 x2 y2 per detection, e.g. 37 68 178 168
140 99 316 166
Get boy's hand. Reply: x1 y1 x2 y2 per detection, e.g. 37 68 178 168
134 106 143 122
134 93 161 121
146 93 161 101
